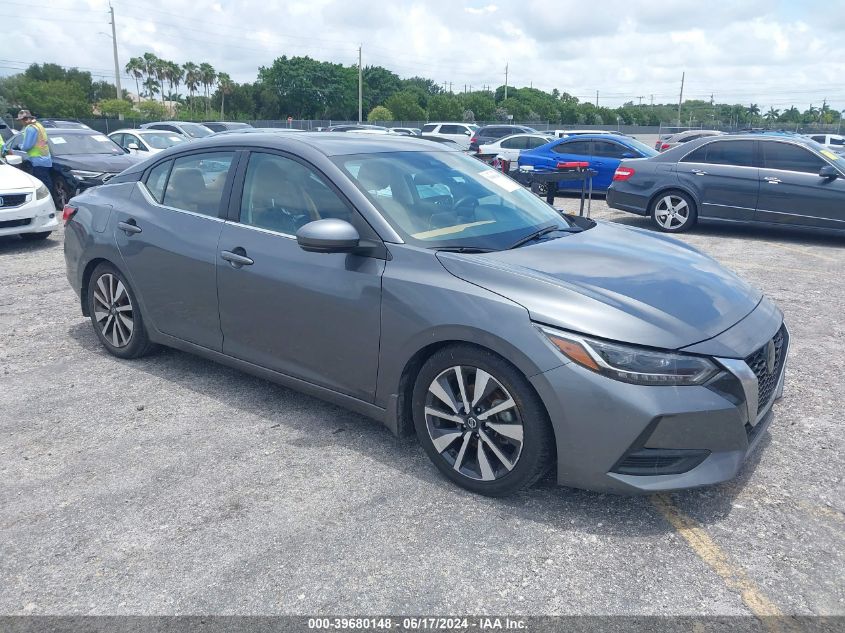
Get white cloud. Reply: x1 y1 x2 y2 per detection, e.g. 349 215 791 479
465 4 498 15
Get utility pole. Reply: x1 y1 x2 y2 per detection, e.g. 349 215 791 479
108 4 124 120
650 94 654 108
595 90 599 108
637 95 643 107
677 72 685 125
448 81 452 93
504 63 508 101
357 45 362 123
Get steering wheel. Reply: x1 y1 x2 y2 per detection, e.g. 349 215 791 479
452 195 478 212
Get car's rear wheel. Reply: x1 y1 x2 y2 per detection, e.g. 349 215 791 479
87 263 153 359
650 191 697 232
412 345 555 496
20 231 51 241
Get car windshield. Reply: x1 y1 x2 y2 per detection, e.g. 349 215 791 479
334 150 580 250
179 123 213 138
139 132 187 149
623 138 659 156
48 133 127 156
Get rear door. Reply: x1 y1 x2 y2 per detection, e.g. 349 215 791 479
676 139 759 221
756 140 845 230
114 150 238 350
534 139 592 189
590 140 634 189
497 135 528 162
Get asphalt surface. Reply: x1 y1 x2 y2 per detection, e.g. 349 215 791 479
0 200 843 618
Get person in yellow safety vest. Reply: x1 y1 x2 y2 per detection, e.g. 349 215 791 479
1 109 53 192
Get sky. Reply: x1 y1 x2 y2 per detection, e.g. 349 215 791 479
4 0 845 112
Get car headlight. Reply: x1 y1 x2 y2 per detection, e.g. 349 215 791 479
69 169 104 179
538 325 718 386
35 183 50 200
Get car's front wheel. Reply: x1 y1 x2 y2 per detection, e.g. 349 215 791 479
412 345 555 496
87 263 153 359
650 191 697 232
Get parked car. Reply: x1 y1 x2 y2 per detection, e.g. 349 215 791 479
390 127 422 136
478 133 555 162
140 121 214 139
407 136 465 149
0 120 17 142
518 133 658 191
656 130 724 151
40 119 92 130
607 133 845 234
806 133 845 155
4 127 142 207
108 129 189 155
202 121 254 133
210 127 307 136
323 124 390 134
548 129 615 138
469 124 536 153
0 154 59 240
421 122 479 148
63 133 788 496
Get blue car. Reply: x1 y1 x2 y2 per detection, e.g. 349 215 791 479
518 134 658 191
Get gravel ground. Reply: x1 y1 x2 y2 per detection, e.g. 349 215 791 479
0 200 843 618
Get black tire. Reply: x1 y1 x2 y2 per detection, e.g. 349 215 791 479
649 190 697 233
20 231 51 241
412 344 555 496
86 262 154 359
53 178 73 209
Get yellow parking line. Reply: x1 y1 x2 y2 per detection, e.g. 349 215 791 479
650 495 799 632
768 242 843 263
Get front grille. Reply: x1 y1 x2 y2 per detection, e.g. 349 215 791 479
745 325 788 413
0 218 31 229
0 193 28 208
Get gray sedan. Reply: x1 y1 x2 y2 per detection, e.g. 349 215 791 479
63 133 787 496
608 133 845 234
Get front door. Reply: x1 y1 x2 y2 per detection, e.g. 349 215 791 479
756 140 845 231
675 139 759 221
216 151 385 401
114 150 237 350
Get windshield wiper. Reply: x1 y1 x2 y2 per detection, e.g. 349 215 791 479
434 246 496 253
507 225 580 250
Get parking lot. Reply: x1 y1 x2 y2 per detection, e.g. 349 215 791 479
1 199 843 619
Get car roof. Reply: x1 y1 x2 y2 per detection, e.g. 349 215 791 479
46 128 100 135
653 132 824 161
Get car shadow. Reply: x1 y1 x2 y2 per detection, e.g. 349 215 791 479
0 234 59 253
605 214 845 249
67 322 763 537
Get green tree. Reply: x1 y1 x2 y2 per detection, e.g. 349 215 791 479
367 105 393 122
99 98 133 118
125 57 144 99
427 94 462 120
258 56 356 119
384 91 425 121
363 66 401 112
460 92 495 121
137 99 166 119
764 107 780 122
183 62 200 117
199 62 216 117
216 72 234 119
4 77 90 117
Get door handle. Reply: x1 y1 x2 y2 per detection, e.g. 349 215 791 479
691 169 707 175
117 219 142 235
764 177 781 184
220 249 254 267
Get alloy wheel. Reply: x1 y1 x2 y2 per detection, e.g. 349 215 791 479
92 273 134 348
654 194 691 230
424 365 524 481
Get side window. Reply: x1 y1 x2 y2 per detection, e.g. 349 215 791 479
681 144 709 163
592 141 628 158
421 124 437 133
526 136 548 149
162 151 234 215
240 152 352 235
439 125 462 135
145 160 172 203
830 137 845 147
680 134 702 143
110 133 125 148
810 135 826 143
500 136 524 149
683 141 755 167
762 142 826 174
552 140 591 156
126 134 146 151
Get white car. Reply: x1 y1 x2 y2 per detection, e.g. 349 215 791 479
0 156 59 241
807 134 845 154
478 133 554 163
108 129 188 155
421 122 479 148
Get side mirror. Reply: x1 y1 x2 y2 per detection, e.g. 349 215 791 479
127 143 140 151
296 219 360 253
4 154 23 166
819 165 839 179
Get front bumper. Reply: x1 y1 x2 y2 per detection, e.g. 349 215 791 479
530 325 789 494
0 195 59 237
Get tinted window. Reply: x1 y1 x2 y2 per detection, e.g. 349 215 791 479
810 135 826 143
683 140 755 167
552 140 591 156
139 131 186 149
421 124 437 133
162 151 234 216
240 153 351 234
145 160 172 203
110 133 125 147
526 136 551 149
762 142 826 174
500 136 525 149
830 137 844 146
150 124 180 133
439 125 467 135
592 141 629 158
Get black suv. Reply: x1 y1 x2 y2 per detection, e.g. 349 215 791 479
470 124 536 152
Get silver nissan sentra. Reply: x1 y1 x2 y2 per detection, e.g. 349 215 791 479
63 133 788 496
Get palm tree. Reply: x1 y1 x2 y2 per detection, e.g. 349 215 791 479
183 62 200 118
746 103 760 125
217 72 233 119
198 62 216 117
125 57 144 101
167 61 184 101
764 107 780 125
143 76 160 100
781 106 800 123
153 58 168 104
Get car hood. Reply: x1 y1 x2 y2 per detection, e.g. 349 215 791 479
0 163 38 190
436 220 763 351
55 153 142 173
